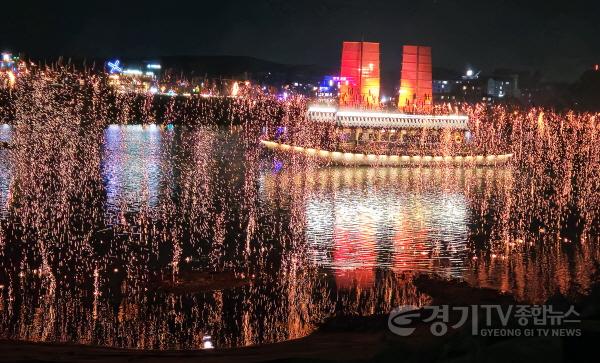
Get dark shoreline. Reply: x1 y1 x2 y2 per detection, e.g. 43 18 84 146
0 88 292 127
1 275 598 363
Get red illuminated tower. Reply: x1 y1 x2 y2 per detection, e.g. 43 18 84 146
339 41 380 108
398 45 433 111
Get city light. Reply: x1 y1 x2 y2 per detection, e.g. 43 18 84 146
231 81 239 96
123 69 142 75
334 110 469 121
107 59 122 73
307 106 337 113
202 336 214 349
7 71 16 88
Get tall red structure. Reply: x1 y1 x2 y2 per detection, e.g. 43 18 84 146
398 45 432 110
339 41 380 108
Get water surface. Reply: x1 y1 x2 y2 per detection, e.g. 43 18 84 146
0 125 597 349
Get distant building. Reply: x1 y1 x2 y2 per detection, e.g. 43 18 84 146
105 58 161 94
142 61 162 79
315 75 348 100
431 68 462 102
0 52 27 89
433 80 452 94
283 81 317 97
432 67 520 103
0 52 25 73
486 69 517 99
487 76 518 98
0 52 15 71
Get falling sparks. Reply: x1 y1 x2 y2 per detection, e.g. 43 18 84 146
0 66 598 350
537 111 545 135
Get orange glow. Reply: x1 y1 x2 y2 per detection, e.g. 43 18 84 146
231 81 239 97
339 41 380 108
7 71 16 88
332 224 376 290
398 45 433 111
333 268 375 290
391 211 436 273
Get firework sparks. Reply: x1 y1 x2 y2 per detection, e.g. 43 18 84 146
0 66 597 349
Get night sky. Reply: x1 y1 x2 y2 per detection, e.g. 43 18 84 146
4 0 599 81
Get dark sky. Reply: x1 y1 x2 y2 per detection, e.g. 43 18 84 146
3 0 599 81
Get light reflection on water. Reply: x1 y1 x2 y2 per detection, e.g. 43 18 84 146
263 167 474 287
0 125 12 218
103 124 168 212
0 125 598 349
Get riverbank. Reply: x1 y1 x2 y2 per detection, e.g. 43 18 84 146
0 86 295 127
2 275 598 363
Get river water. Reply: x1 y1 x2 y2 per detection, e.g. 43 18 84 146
0 124 597 349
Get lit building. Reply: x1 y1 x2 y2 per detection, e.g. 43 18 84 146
398 45 432 110
284 81 318 98
431 67 520 103
339 41 380 107
0 52 16 71
105 59 161 94
486 74 519 99
433 80 452 94
0 52 27 89
143 61 162 79
316 75 349 100
487 78 508 98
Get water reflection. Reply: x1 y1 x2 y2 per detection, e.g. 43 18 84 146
103 124 169 212
0 125 598 350
0 125 11 218
262 168 475 290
